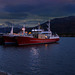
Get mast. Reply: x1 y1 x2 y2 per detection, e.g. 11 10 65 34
22 25 25 35
10 26 13 34
38 22 40 29
47 20 51 32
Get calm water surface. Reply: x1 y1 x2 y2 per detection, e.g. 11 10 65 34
0 37 75 75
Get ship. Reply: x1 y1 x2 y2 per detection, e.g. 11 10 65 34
3 26 17 44
16 21 59 45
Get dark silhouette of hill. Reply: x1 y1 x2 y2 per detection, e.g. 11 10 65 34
50 16 75 36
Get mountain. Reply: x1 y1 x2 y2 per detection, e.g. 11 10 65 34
50 16 75 36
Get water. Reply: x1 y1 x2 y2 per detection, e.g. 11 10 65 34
0 37 75 75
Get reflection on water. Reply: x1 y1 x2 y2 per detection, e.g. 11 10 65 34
29 47 40 74
31 47 39 56
45 44 48 48
0 37 75 75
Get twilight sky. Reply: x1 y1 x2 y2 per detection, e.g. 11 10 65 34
0 0 75 27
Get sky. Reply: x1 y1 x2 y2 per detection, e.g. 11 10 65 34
0 0 75 27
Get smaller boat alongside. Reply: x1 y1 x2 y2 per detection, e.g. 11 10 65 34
3 26 17 44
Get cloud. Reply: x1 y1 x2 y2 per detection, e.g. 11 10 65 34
60 4 75 16
0 0 75 8
0 0 75 19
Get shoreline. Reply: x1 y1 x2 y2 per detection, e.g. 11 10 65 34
59 35 75 37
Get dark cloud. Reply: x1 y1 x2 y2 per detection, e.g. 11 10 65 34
0 0 75 18
0 12 28 19
4 3 59 16
5 4 35 12
62 4 75 13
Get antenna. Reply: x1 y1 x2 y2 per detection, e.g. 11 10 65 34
10 25 13 34
38 22 40 29
22 24 25 35
10 20 14 34
47 20 50 31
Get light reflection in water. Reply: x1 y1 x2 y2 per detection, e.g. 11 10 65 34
29 47 40 74
31 47 39 56
45 44 48 49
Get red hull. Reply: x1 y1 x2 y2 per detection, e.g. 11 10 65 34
16 36 59 45
3 36 16 44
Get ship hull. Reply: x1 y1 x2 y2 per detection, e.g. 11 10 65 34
3 35 16 44
16 36 59 45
